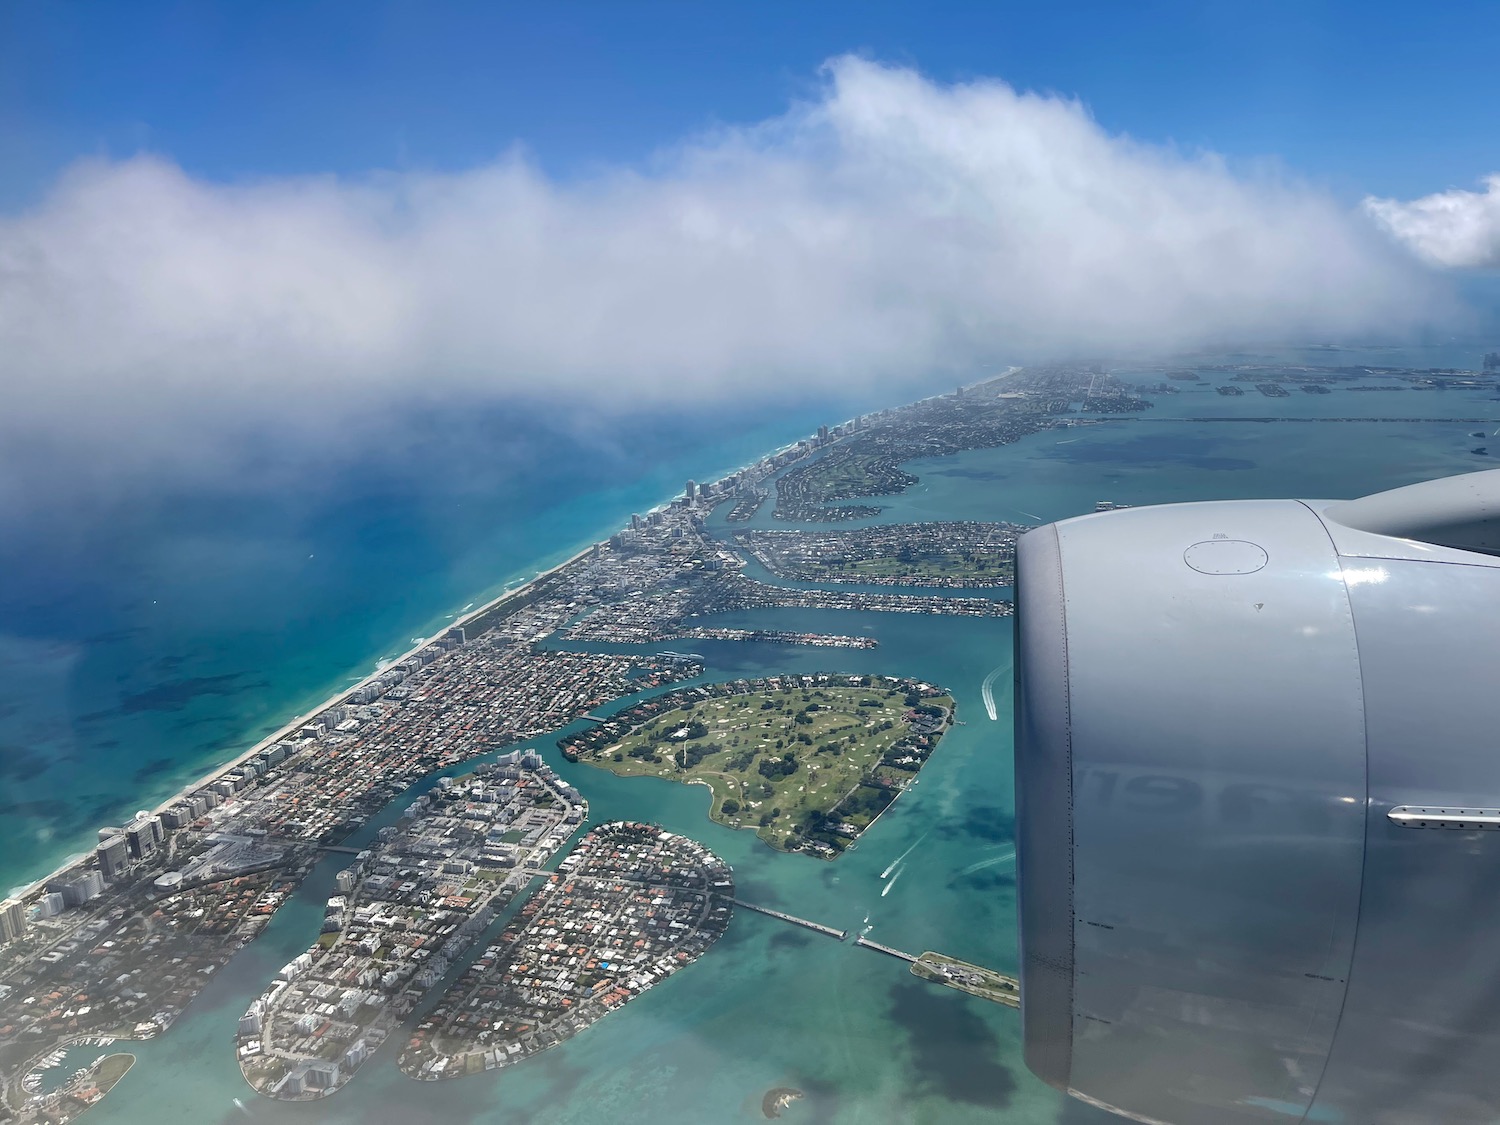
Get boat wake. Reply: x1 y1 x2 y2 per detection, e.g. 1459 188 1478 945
981 662 1010 722
881 865 905 896
959 848 1016 877
880 831 929 879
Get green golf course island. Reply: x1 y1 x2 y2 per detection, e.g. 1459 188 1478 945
558 675 953 858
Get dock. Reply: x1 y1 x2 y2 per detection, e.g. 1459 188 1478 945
854 935 917 962
723 897 847 940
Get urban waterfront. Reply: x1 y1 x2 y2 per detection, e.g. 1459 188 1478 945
5 346 1500 1124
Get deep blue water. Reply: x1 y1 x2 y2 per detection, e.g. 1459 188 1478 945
0 393 902 892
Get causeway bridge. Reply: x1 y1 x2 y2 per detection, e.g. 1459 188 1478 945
854 935 918 962
721 896 848 941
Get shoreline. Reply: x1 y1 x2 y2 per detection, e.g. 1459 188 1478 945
9 366 1021 900
3 1037 139 1122
7 403 828 898
9 542 598 903
564 679 956 860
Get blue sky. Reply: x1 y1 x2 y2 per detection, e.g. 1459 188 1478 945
3 0 1498 206
3 1 1498 516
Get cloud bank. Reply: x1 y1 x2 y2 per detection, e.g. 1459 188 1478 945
0 56 1445 507
1365 175 1500 269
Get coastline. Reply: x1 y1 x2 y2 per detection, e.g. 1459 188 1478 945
7 399 845 898
9 367 1022 900
3 1037 139 1122
9 542 598 903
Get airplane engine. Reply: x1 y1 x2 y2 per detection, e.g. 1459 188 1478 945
1014 468 1500 1124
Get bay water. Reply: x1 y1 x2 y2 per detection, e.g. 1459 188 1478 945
8 346 1500 1124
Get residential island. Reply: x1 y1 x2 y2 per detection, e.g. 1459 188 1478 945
558 676 953 859
735 521 1024 588
398 822 731 1081
237 755 587 1100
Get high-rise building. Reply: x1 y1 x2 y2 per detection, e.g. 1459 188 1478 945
161 806 192 831
78 869 105 900
97 834 130 879
124 814 162 860
37 892 65 918
49 871 104 907
685 480 697 501
137 811 164 846
0 899 26 944
305 1062 341 1090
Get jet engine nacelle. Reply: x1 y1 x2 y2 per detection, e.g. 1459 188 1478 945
1014 468 1500 1125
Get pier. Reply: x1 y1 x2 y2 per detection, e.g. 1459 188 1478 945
854 935 917 962
722 897 847 941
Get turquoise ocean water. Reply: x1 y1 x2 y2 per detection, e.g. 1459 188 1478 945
7 344 1500 1124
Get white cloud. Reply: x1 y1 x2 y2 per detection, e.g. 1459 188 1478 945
1364 175 1500 269
0 56 1445 507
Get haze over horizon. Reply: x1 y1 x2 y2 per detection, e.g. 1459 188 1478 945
2 4 1500 521
5 13 1500 1123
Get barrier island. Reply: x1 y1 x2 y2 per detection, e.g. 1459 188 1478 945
734 522 1024 588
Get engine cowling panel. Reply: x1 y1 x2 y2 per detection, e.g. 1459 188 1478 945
1015 472 1500 1124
